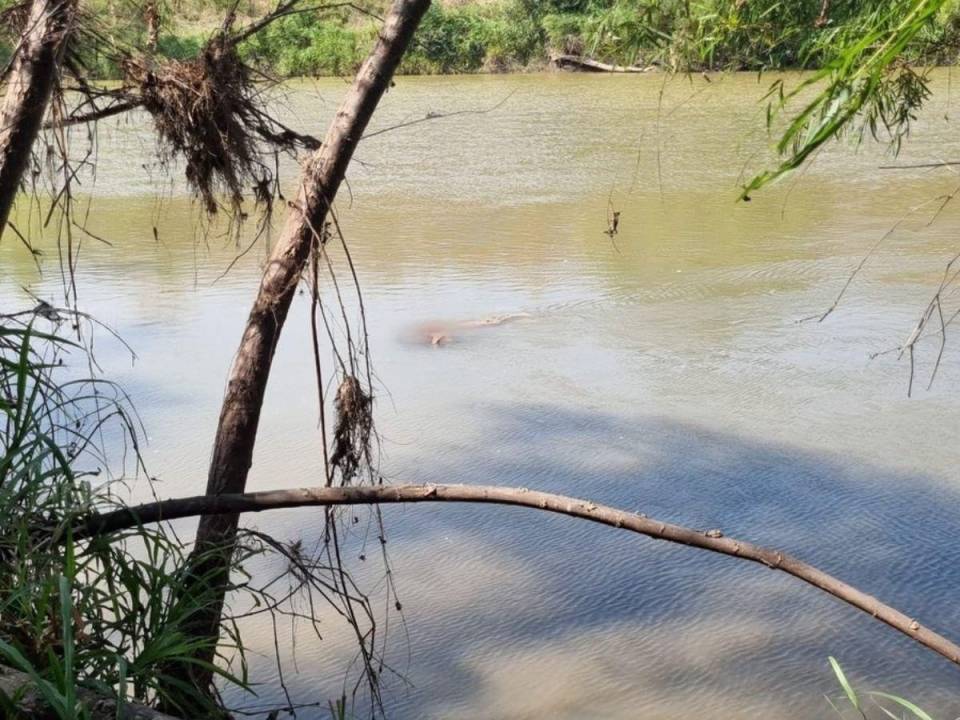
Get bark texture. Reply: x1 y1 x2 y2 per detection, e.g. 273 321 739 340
0 0 75 237
166 0 431 702
78 483 960 670
196 0 429 556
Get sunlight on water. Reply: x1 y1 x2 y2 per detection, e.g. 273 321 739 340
3 72 960 718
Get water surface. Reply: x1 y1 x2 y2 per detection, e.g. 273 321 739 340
3 72 960 718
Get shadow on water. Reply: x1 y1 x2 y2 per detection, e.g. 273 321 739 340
249 402 960 718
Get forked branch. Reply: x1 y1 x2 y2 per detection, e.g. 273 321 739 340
76 483 960 669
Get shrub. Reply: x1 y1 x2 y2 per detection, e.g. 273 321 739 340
542 12 589 55
408 5 489 72
239 14 369 76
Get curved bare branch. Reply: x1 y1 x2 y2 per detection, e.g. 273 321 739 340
76 482 960 670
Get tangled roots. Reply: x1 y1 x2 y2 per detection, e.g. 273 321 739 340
329 375 373 485
121 37 316 215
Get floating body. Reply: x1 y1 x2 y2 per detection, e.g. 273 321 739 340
405 312 533 347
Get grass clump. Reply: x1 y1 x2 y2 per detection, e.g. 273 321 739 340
826 657 933 719
0 307 387 717
0 311 247 717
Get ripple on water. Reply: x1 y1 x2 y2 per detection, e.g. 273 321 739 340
5 73 960 719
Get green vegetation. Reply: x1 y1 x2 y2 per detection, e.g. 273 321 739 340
827 657 934 719
0 311 253 716
166 0 960 76
744 0 950 197
0 307 377 716
5 0 960 79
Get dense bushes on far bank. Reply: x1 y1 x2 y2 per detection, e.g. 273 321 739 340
3 0 960 78
248 0 960 76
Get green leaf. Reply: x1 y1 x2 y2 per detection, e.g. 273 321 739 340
115 656 128 720
868 691 935 720
0 638 69 718
59 575 76 714
829 656 860 711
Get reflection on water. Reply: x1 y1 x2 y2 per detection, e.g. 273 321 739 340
3 72 960 718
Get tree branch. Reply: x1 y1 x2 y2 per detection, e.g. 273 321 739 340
76 482 960 669
228 1 382 46
167 0 432 703
360 89 516 141
46 98 142 129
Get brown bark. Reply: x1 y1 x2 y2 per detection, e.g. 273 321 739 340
145 0 160 55
0 0 76 239
165 0 431 703
77 483 960 670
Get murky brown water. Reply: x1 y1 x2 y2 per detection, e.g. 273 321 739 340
4 72 960 718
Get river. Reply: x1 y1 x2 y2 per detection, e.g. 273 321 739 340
3 72 960 718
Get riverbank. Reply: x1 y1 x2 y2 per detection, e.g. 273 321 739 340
4 0 960 79
132 0 960 78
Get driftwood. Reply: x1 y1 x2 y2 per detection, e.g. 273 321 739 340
551 53 656 73
77 483 960 670
0 665 182 719
0 0 76 238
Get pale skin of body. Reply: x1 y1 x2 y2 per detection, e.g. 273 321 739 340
409 312 533 346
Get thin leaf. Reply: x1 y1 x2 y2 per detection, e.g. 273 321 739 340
869 691 936 720
829 656 861 711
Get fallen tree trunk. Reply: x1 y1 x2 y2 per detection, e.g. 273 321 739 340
551 53 656 73
166 0 432 703
0 0 76 239
78 483 960 669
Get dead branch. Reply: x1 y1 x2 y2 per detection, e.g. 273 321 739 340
228 1 380 47
77 483 960 670
45 98 142 128
550 53 656 73
879 160 960 169
798 196 944 324
899 250 960 395
361 89 516 141
37 0 330 216
814 0 831 28
145 0 159 55
42 0 377 139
